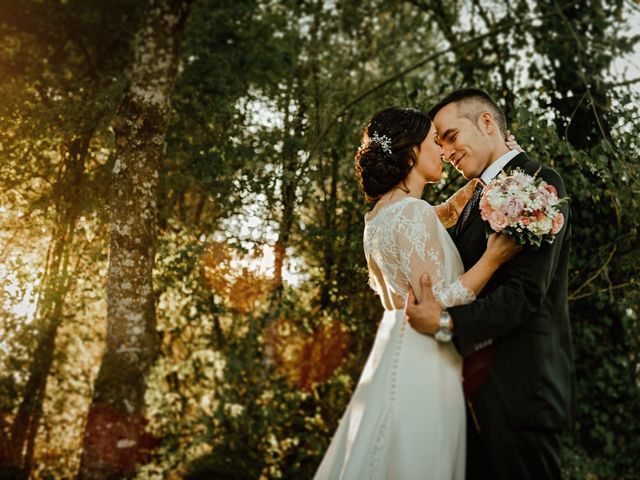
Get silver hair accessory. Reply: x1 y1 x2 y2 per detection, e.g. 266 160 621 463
360 131 393 155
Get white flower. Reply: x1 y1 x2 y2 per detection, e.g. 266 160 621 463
488 189 505 209
527 216 553 235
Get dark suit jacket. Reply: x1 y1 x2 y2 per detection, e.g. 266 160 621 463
449 152 575 432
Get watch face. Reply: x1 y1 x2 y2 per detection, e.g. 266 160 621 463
435 329 452 342
439 312 451 330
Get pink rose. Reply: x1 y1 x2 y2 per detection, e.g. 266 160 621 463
545 184 558 196
521 216 531 226
489 211 509 232
551 212 564 234
480 203 493 221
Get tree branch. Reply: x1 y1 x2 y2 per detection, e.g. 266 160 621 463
606 75 640 88
553 0 640 186
569 280 638 301
297 0 584 183
570 245 617 298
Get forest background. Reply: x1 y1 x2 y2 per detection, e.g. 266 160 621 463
0 0 639 479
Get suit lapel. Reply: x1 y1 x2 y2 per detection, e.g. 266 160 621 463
503 152 529 172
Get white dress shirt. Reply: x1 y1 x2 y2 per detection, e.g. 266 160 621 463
480 149 520 185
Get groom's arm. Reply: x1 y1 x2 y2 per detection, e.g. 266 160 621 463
448 167 570 356
405 167 570 356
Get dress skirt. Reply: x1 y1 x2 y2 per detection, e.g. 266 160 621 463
314 309 466 480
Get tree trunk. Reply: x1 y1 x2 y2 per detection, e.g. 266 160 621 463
273 182 297 293
77 1 192 478
272 82 307 294
319 149 339 308
0 133 91 479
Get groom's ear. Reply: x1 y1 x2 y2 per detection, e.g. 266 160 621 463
478 111 496 135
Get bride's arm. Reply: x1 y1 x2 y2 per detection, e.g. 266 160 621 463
397 201 519 308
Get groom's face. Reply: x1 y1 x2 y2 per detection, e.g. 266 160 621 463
433 102 493 179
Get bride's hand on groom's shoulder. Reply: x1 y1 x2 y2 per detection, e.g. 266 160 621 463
505 130 524 153
405 275 441 335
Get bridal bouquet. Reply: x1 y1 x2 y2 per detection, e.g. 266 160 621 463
479 168 567 248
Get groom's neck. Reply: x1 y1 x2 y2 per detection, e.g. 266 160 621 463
487 142 511 166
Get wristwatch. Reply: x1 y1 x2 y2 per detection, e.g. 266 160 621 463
434 310 453 343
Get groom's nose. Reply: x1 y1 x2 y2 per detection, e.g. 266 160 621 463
443 145 455 162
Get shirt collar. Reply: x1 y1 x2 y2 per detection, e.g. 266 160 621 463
480 150 520 185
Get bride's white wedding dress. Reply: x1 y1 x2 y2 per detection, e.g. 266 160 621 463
314 197 476 480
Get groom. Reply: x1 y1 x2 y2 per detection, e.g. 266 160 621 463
405 88 575 479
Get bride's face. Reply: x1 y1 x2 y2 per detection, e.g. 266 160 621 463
414 123 443 183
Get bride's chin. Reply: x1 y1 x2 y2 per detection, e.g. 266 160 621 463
426 173 443 184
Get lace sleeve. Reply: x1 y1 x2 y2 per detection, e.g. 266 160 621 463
396 200 475 308
366 258 380 295
433 179 479 229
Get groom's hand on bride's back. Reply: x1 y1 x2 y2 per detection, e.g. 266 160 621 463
405 275 442 335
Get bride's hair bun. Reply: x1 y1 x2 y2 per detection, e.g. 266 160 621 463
355 107 430 202
356 144 406 201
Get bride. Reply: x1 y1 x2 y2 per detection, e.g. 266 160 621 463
314 107 521 479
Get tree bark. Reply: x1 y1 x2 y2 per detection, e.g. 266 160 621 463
272 79 307 294
319 149 339 308
77 1 192 478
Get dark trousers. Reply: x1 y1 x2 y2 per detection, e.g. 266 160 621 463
465 407 562 480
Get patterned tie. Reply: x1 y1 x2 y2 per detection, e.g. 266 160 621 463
460 182 484 229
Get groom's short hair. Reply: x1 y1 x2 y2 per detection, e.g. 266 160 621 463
428 88 507 136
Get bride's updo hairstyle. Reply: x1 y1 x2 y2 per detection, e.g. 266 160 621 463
355 107 430 202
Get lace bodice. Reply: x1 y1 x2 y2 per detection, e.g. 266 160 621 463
364 197 475 308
